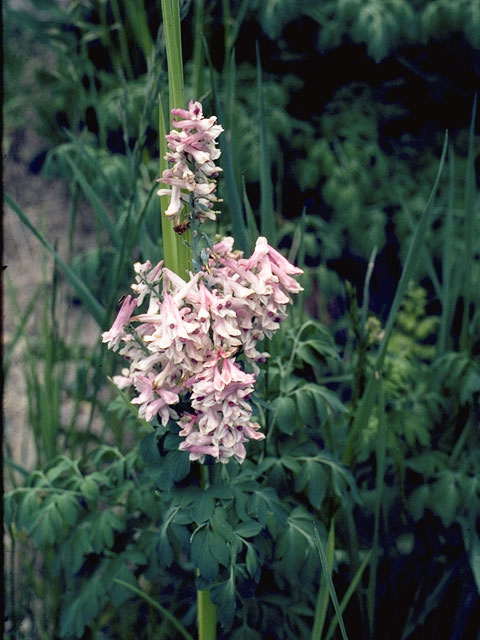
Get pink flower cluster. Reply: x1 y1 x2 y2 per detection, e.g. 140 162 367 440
102 236 303 464
157 100 223 226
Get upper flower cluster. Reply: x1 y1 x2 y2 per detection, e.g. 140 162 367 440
157 100 224 227
102 236 303 464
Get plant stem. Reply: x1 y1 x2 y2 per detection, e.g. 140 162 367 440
160 0 192 276
197 588 217 640
192 0 205 98
197 463 217 639
160 6 216 637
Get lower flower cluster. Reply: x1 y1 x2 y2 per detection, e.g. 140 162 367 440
102 236 303 463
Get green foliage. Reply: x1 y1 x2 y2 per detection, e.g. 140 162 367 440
4 1 480 638
253 0 480 60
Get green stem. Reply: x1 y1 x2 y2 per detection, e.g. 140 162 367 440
160 8 215 637
159 96 179 273
197 463 217 639
160 0 191 276
192 0 205 98
197 588 217 640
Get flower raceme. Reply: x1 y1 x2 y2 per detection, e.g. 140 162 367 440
157 100 223 226
102 237 303 463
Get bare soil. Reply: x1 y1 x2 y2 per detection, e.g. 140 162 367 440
3 126 100 483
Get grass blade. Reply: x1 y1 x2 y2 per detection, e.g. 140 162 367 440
366 381 387 634
113 579 194 640
343 132 448 466
63 131 124 205
325 550 372 640
242 175 259 250
376 133 448 369
459 94 478 351
192 0 205 98
438 144 456 354
311 519 335 640
122 0 153 62
64 155 121 248
3 281 42 377
203 37 249 252
256 42 276 244
313 522 350 640
5 192 105 326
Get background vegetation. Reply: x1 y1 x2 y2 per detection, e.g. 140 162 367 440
3 0 479 638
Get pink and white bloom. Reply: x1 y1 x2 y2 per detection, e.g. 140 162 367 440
157 100 223 225
104 97 303 465
178 353 264 464
101 295 137 351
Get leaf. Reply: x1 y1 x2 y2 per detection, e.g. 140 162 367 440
295 389 316 426
307 463 328 509
80 477 99 504
274 396 298 435
245 542 259 578
60 576 107 638
235 520 263 538
55 492 79 526
158 522 174 567
431 472 460 527
139 431 162 466
208 530 230 567
166 450 191 482
210 570 237 626
62 525 91 574
91 509 125 553
308 385 346 415
17 490 40 531
45 457 73 483
103 559 136 606
191 527 219 581
113 578 194 640
249 486 287 528
190 490 215 524
407 484 431 522
210 507 234 541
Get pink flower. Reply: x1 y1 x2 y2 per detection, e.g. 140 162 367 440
157 100 223 225
130 375 180 425
101 295 137 351
103 230 303 464
177 354 264 463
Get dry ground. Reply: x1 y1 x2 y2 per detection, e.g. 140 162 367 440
3 126 100 483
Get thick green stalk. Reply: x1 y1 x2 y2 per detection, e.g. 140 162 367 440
160 5 216 637
159 97 179 273
197 464 217 640
192 0 205 98
160 0 191 276
197 587 217 640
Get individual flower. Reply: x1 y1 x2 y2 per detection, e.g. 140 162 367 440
101 295 137 351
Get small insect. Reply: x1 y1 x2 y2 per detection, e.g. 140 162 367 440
117 293 128 306
174 221 190 235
